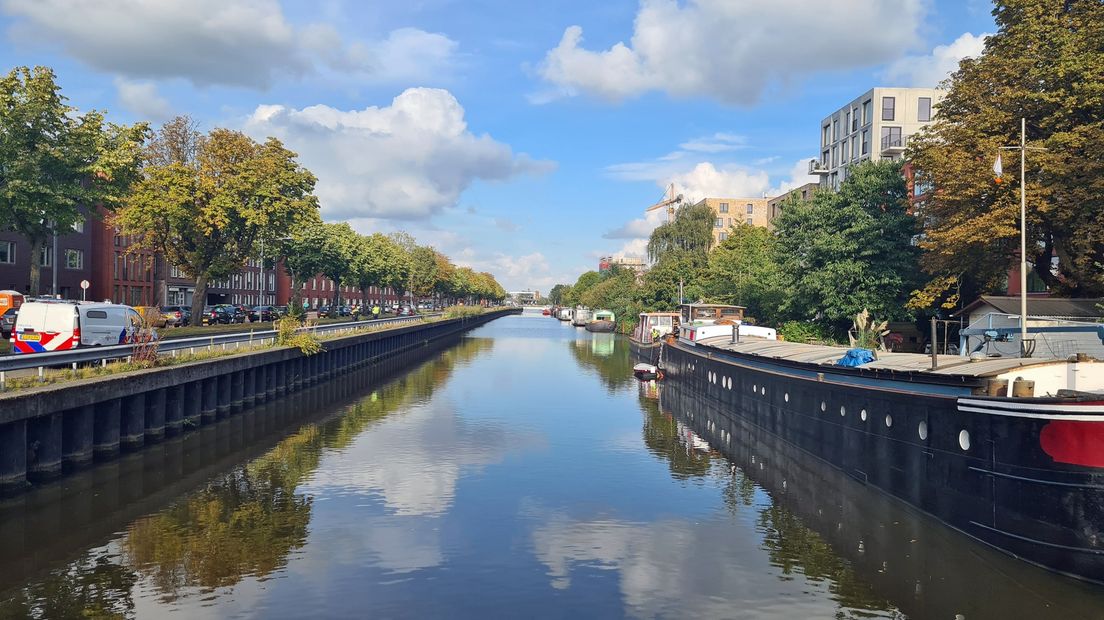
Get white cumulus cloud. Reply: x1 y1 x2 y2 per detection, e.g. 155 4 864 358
537 0 925 105
1 0 458 88
243 88 553 221
885 32 990 87
113 77 172 122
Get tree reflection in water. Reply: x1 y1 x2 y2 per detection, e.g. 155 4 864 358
567 334 635 393
653 384 897 618
0 336 493 615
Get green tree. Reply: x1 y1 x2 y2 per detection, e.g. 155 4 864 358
547 284 571 305
704 224 785 321
433 252 456 304
647 201 714 263
278 217 327 313
316 222 359 309
773 161 920 328
0 66 147 295
407 245 441 301
564 270 602 306
908 0 1104 303
579 268 640 332
352 232 410 306
117 125 318 324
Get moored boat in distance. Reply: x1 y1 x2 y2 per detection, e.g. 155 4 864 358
629 311 680 365
556 307 573 321
572 307 591 327
661 314 1104 583
585 309 615 333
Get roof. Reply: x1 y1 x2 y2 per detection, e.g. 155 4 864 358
955 296 1104 319
697 337 1070 378
678 303 746 310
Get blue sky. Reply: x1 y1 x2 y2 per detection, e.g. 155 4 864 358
0 0 996 292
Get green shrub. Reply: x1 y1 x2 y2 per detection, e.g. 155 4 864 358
275 316 323 355
778 321 840 345
443 305 485 318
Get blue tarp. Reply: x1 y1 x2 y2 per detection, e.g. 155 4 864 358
836 348 874 367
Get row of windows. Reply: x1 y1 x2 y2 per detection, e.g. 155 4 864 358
715 217 755 229
823 96 933 147
716 202 756 214
0 241 85 269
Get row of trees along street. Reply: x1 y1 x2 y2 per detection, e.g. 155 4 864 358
550 0 1104 340
0 68 506 325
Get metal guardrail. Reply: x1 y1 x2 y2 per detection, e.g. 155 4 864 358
0 313 441 388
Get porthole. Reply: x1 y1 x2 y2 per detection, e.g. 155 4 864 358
760 386 766 395
918 420 928 441
752 384 757 393
885 414 893 428
840 406 846 417
820 401 827 412
784 393 790 403
860 409 867 422
959 430 971 451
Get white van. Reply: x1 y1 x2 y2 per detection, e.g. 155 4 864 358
11 302 145 354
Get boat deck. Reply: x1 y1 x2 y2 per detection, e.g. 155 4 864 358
696 336 1070 378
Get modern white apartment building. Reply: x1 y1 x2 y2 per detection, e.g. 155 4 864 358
810 87 945 189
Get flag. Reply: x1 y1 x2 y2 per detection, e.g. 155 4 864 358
993 153 1003 183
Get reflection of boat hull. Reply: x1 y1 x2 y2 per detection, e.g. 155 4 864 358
659 380 1102 618
585 320 615 333
662 340 1104 584
629 337 661 365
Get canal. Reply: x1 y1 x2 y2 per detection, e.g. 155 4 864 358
2 311 1103 619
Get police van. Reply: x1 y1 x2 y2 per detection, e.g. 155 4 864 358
11 301 145 354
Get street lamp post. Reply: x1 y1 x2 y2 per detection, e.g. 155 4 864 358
1000 117 1047 357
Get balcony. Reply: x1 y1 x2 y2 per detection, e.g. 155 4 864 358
881 134 908 155
808 159 830 175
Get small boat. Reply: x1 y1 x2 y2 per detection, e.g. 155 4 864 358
572 307 591 327
629 311 680 364
586 309 615 333
541 308 550 316
557 308 573 321
677 303 777 343
633 362 663 381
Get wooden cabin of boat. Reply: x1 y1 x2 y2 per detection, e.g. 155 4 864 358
632 312 681 344
679 303 745 325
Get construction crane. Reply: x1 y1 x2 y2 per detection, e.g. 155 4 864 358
645 183 683 224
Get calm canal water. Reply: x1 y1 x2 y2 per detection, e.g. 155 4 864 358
2 312 1104 619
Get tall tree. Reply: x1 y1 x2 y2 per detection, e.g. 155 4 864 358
908 0 1104 303
279 217 328 312
432 252 456 304
0 66 146 295
117 126 318 324
352 233 410 306
647 201 714 263
407 245 441 302
704 223 785 321
773 161 920 328
316 222 358 309
547 284 571 305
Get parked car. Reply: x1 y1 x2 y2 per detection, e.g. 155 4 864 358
133 306 168 328
397 305 416 316
233 304 252 321
202 304 245 325
161 305 191 327
1 307 17 338
249 305 279 322
318 305 333 318
11 301 147 354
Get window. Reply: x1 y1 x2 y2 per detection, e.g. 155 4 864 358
881 126 902 149
832 118 839 141
86 310 107 319
821 149 829 165
65 249 83 269
718 232 728 242
746 203 754 214
831 145 838 167
746 217 754 225
840 139 848 161
862 99 871 124
851 136 858 161
714 218 724 228
171 265 185 278
719 202 728 213
72 219 84 233
882 96 895 121
851 108 859 132
861 130 869 155
822 124 830 147
39 244 52 267
918 97 932 122
844 111 850 134
0 241 14 264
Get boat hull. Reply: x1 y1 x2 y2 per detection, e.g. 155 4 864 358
629 337 661 365
585 320 615 333
663 340 1104 583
